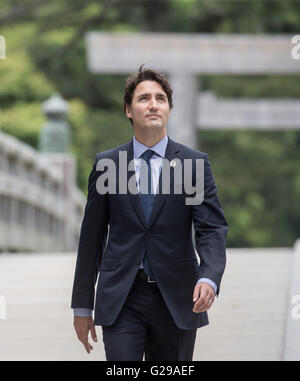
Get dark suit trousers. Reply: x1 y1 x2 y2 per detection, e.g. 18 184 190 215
101 270 197 361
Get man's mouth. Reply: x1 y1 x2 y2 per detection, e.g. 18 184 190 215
146 114 160 118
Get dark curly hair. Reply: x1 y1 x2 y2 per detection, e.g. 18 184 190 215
123 64 173 125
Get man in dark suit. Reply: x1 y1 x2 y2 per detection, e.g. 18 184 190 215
71 65 228 361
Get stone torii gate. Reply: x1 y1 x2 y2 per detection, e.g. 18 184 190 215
85 32 300 148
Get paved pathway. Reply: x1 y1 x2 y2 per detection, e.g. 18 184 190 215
0 248 292 361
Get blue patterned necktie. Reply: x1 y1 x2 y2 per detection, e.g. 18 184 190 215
139 149 155 280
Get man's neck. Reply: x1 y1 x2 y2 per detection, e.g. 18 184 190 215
134 131 166 148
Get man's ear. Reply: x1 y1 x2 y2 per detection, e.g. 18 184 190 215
125 104 132 118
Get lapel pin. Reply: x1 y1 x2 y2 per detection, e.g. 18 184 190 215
170 160 176 168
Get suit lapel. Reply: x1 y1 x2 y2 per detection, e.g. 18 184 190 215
147 137 180 228
125 137 181 228
126 140 148 227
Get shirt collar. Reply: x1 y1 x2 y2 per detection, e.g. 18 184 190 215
133 134 168 159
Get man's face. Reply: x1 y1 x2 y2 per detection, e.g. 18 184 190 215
126 80 170 133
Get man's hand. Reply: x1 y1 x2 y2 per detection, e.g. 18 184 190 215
73 316 98 353
192 282 215 313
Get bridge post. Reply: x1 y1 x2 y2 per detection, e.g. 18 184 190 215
38 93 81 251
284 238 300 360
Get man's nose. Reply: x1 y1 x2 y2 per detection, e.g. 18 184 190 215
149 98 158 109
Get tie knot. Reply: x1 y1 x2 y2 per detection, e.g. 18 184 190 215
140 149 154 163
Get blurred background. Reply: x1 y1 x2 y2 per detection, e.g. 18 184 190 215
0 0 300 361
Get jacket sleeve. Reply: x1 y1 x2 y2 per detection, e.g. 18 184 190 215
71 155 108 309
192 153 228 296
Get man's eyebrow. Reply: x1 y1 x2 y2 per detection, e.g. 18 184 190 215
137 93 167 98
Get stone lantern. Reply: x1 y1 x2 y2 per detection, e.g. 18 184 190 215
39 93 70 153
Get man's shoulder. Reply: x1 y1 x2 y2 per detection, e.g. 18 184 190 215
171 139 208 160
95 141 131 161
93 138 209 161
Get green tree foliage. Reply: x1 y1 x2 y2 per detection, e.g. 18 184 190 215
0 0 300 247
200 129 300 247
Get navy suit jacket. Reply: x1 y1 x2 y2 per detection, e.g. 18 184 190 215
71 137 228 330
